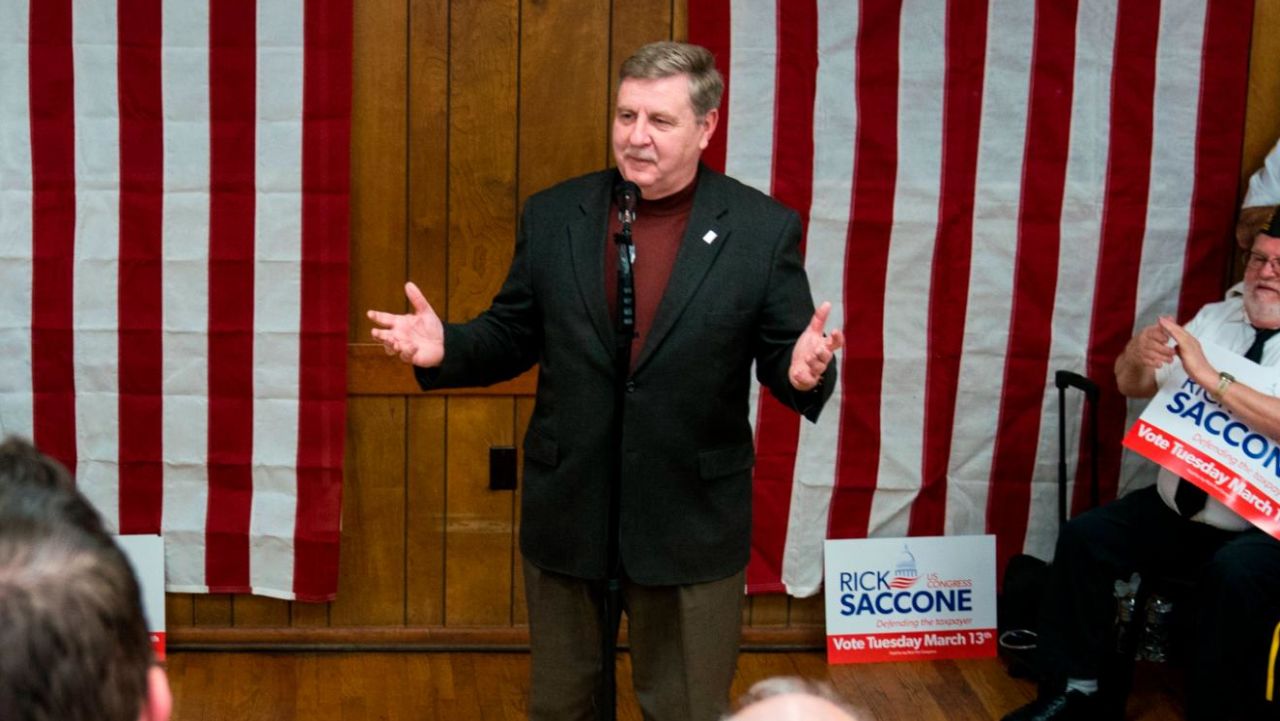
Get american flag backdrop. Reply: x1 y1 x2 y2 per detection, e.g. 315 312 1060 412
690 0 1254 595
0 0 351 601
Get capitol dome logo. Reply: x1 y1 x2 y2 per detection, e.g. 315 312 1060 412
889 544 918 589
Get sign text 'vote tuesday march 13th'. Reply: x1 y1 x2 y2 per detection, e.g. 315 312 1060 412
823 535 997 664
1124 340 1280 539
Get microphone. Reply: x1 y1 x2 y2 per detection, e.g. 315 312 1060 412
612 180 638 339
614 180 639 226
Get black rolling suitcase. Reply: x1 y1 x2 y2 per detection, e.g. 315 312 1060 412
998 370 1100 680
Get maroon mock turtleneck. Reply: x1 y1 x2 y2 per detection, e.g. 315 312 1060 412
604 176 697 369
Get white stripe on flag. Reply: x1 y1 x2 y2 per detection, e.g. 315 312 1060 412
868 0 945 537
1121 0 1208 495
72 0 121 528
250 0 304 594
946 0 1036 535
161 0 211 593
725 0 777 435
0 0 34 440
1022 3 1119 559
725 0 777 194
781 0 859 596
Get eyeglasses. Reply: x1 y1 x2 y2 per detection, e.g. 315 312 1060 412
1245 252 1280 273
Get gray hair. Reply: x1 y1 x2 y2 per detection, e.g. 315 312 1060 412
619 41 724 118
725 676 859 719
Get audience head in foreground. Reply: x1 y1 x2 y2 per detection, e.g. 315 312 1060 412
0 436 171 721
726 676 861 721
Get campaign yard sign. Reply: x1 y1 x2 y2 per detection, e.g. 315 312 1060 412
824 535 997 664
1123 340 1280 539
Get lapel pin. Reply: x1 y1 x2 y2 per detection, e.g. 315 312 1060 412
702 230 718 244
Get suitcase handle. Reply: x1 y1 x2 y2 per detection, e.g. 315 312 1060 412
1055 370 1099 400
1056 369 1101 530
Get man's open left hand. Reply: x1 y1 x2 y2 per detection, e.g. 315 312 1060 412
790 301 845 392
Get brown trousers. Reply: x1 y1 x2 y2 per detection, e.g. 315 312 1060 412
523 556 745 721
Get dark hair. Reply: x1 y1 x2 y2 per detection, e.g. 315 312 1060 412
0 437 106 537
619 41 724 118
0 437 154 721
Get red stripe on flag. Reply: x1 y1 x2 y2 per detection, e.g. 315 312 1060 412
206 0 257 592
294 0 352 602
909 0 989 536
1178 0 1251 320
828 0 902 540
747 0 818 592
117 0 165 534
28 0 78 474
987 0 1079 573
1077 0 1160 517
770 0 817 230
687 0 730 173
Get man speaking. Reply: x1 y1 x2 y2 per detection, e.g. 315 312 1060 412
368 42 843 721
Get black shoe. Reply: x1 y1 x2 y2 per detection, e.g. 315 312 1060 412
1000 690 1100 721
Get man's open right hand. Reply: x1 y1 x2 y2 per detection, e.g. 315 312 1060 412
367 281 445 368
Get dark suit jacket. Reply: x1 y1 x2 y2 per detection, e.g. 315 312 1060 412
417 166 836 585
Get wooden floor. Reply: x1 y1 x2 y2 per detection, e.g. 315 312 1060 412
165 651 1184 720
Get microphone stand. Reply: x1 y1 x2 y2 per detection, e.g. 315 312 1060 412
600 182 636 721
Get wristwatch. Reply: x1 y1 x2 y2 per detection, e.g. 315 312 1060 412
1211 371 1235 402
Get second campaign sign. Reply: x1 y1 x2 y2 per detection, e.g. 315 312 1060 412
1123 339 1280 539
824 535 997 664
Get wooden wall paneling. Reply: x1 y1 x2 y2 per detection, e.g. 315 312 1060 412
788 593 825 627
401 0 452 631
232 594 290 628
193 594 232 626
399 654 437 718
517 0 610 200
407 395 448 625
330 396 408 625
445 398 518 626
1243 0 1280 191
444 0 519 628
349 344 537 395
334 654 407 719
166 593 194 629
290 598 330 628
409 0 450 302
512 397 534 625
424 653 461 706
748 593 790 627
348 0 409 340
672 0 688 42
331 0 410 628
238 652 299 717
467 654 532 718
447 0 518 321
291 654 343 720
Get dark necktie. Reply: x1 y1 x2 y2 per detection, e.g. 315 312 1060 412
1175 325 1280 517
